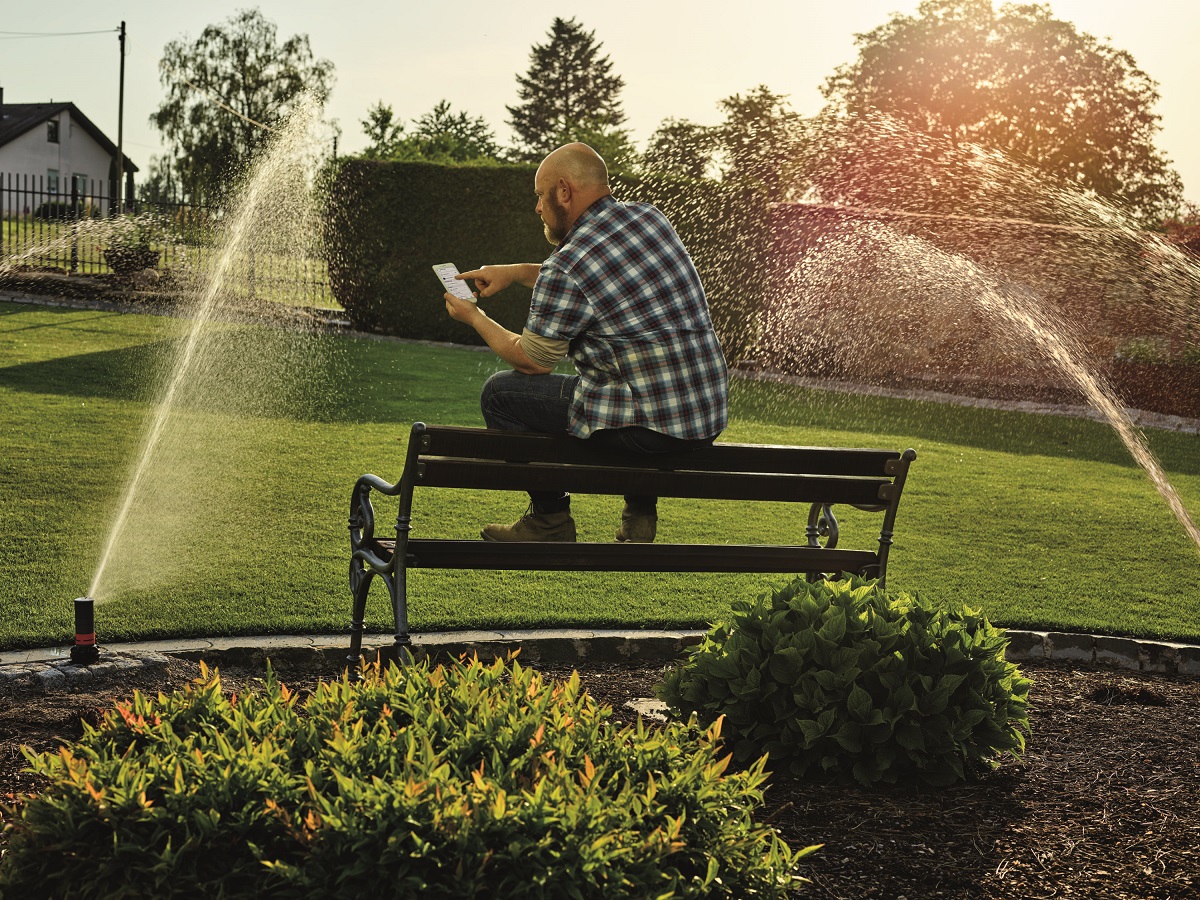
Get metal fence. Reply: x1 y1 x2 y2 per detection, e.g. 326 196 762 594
0 172 333 307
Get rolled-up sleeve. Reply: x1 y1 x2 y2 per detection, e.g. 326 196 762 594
519 329 570 369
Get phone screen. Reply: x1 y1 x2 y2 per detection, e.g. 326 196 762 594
433 263 476 302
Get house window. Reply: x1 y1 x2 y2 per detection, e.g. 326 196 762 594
73 174 88 196
47 170 59 194
47 120 59 143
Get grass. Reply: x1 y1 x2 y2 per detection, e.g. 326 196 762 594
0 299 1198 651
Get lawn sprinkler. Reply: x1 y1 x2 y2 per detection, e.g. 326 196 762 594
70 597 100 665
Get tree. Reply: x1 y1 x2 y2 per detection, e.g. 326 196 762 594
136 156 179 204
151 9 335 203
641 118 717 181
713 87 810 202
409 100 500 163
360 101 405 160
506 17 634 167
640 87 809 202
820 0 1182 223
358 100 500 164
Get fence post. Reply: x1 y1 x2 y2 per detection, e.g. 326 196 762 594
70 179 79 273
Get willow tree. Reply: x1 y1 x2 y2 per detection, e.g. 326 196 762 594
151 9 335 203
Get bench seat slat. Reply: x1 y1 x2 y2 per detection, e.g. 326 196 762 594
418 426 900 477
418 459 891 504
372 539 880 574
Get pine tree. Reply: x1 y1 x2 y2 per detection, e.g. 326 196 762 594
506 17 632 165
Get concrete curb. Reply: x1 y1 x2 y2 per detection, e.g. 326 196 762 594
1006 630 1200 675
3 628 1199 695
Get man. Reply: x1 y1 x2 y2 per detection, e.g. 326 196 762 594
443 142 728 543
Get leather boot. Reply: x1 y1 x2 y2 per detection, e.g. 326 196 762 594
482 504 576 542
615 504 657 543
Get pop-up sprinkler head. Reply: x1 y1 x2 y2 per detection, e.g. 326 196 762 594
70 597 100 665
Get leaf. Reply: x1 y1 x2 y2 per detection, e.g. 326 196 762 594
768 647 805 683
794 718 827 747
833 722 863 753
818 609 848 644
846 684 874 722
895 722 926 752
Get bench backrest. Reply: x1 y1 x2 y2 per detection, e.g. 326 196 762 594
402 423 913 508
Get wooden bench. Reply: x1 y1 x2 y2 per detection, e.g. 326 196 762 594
347 422 917 667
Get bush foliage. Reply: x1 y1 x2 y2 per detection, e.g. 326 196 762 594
34 201 98 220
324 160 768 361
659 577 1031 787
0 656 807 899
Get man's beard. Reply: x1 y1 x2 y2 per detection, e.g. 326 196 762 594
543 194 568 245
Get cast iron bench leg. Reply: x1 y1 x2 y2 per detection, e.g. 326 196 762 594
347 560 373 675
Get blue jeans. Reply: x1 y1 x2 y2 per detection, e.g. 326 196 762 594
480 370 713 512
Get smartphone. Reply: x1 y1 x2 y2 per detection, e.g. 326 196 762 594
432 263 477 303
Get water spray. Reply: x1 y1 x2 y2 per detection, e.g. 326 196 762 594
70 597 100 665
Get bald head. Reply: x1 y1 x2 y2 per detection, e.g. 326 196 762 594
539 143 610 191
534 143 612 243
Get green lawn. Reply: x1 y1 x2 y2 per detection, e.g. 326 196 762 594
1 299 1198 650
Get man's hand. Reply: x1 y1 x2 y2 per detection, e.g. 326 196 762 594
444 292 481 323
457 263 541 298
443 287 550 375
456 265 512 299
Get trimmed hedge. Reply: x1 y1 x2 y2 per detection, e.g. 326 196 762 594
325 160 768 361
325 161 547 344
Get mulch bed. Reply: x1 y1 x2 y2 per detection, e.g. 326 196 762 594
2 657 1198 898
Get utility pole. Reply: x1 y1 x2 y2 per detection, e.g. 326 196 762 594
115 21 126 216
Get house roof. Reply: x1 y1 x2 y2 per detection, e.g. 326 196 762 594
0 101 138 173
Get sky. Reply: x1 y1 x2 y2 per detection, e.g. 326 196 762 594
4 0 1199 205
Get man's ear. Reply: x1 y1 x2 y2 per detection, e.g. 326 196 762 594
558 178 572 204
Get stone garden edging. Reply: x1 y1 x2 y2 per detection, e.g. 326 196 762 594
2 627 1198 697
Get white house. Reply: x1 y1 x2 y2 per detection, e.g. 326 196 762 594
0 89 136 217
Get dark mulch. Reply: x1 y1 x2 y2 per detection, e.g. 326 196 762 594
2 657 1198 899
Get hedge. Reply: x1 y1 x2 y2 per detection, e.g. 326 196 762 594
324 160 769 362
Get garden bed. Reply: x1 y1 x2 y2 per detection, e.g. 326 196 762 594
2 656 1196 898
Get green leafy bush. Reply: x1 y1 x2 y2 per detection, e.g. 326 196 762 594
659 577 1031 787
34 200 99 220
1 656 807 899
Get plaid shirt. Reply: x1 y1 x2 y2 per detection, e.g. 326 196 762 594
527 195 729 440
